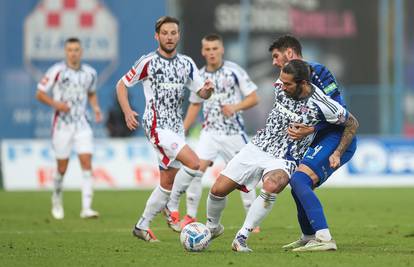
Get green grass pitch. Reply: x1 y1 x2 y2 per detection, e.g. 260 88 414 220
1 188 413 266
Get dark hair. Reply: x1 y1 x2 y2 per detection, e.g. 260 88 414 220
65 37 81 45
282 59 310 82
155 16 180 33
202 33 223 42
269 35 302 56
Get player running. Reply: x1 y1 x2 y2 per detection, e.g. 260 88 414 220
116 16 214 242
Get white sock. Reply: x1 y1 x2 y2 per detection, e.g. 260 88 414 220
81 170 94 210
186 176 203 218
301 233 316 241
136 185 171 230
53 172 64 196
240 189 257 214
315 228 332 242
206 192 227 229
167 166 203 212
237 189 276 238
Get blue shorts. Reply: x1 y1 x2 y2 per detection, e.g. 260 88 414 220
301 131 357 187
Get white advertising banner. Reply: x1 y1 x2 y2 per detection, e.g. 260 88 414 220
1 138 414 190
1 138 223 191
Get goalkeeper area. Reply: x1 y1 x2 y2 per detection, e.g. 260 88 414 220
1 188 413 266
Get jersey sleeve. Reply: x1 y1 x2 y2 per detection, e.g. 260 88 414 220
233 64 257 96
184 57 204 94
122 54 153 87
87 68 98 93
37 64 61 93
313 88 348 125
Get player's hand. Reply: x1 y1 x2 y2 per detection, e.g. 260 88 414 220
287 123 314 140
54 102 70 113
329 150 341 169
94 108 103 123
221 104 237 117
124 109 139 130
198 79 214 99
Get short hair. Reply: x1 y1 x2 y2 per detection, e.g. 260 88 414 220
155 16 180 33
202 33 223 43
269 35 302 57
282 59 310 83
64 37 81 45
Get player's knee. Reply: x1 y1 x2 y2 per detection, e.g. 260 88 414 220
210 175 228 197
263 174 289 194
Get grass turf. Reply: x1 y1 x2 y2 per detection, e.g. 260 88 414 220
0 188 413 267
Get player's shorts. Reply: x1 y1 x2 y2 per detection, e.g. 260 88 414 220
221 142 297 192
52 123 93 159
148 128 187 169
301 131 357 187
196 131 248 163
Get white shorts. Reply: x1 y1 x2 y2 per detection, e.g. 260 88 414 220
148 128 186 169
221 142 297 192
52 123 93 159
196 131 248 163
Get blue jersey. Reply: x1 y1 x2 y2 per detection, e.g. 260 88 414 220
301 61 357 185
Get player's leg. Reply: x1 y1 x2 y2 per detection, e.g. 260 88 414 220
164 144 203 231
206 173 238 238
75 125 98 218
233 168 290 252
290 135 356 251
78 153 99 218
51 126 73 220
134 166 179 241
281 189 315 250
182 159 211 228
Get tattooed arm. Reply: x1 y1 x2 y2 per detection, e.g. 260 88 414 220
329 112 359 168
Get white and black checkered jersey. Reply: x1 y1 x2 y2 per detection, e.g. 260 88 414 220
189 60 257 135
251 79 348 162
122 51 204 136
37 61 97 129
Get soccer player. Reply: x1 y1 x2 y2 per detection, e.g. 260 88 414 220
269 35 358 252
165 33 259 231
116 16 214 242
36 37 102 220
206 59 359 252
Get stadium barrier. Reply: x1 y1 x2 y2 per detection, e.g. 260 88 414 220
1 137 414 190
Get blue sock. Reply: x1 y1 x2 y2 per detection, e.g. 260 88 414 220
291 189 315 235
290 171 328 231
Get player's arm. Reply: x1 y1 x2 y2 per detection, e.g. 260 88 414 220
88 92 102 123
116 79 138 130
329 112 359 168
184 102 202 133
287 121 331 140
222 91 259 117
35 90 69 113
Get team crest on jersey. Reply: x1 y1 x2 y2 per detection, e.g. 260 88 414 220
171 142 178 150
300 106 309 113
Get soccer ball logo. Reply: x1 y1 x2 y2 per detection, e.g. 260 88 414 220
180 222 211 252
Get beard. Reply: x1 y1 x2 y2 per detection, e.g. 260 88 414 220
159 42 177 54
287 84 303 100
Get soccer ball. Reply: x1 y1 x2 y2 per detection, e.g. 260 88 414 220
180 222 211 252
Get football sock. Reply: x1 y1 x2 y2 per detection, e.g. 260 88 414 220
81 170 93 210
206 192 227 229
291 189 315 235
240 189 257 214
315 228 332 242
167 166 203 212
136 185 171 230
186 176 203 218
290 171 329 235
237 189 276 238
53 172 64 196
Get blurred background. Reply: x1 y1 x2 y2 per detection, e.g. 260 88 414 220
1 0 413 190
